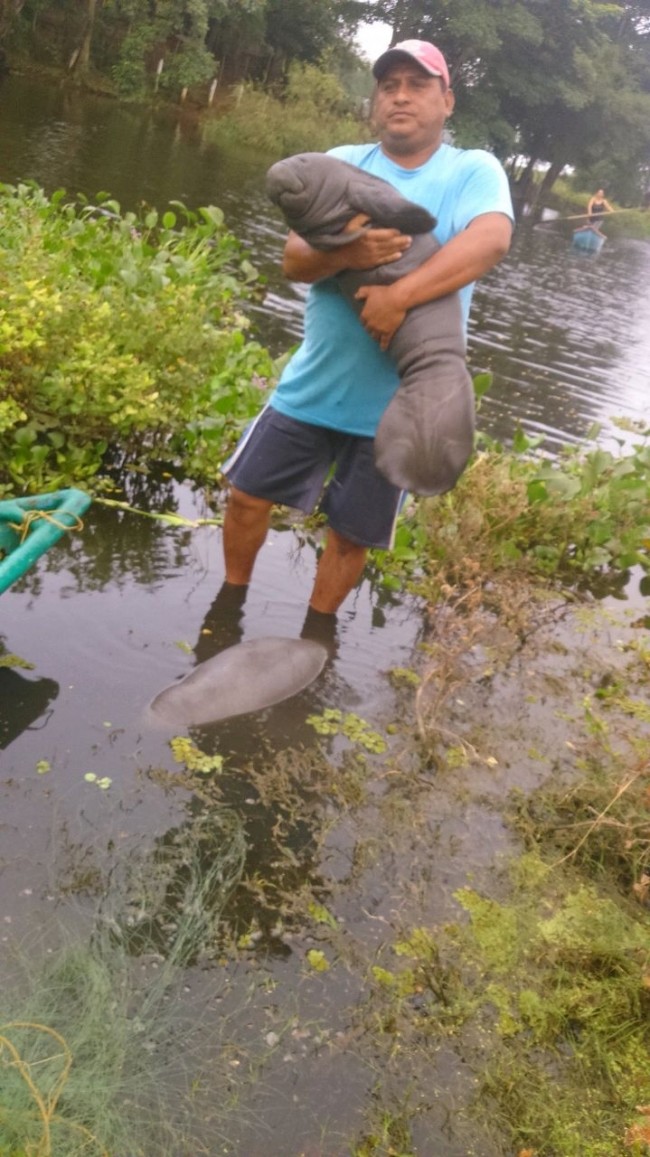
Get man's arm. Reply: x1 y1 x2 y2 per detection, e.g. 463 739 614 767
281 222 412 283
354 212 513 350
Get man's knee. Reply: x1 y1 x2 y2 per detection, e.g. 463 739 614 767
226 486 273 524
326 527 367 559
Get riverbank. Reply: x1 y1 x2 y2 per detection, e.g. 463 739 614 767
3 50 372 159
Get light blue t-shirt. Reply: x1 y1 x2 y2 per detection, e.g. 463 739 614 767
270 142 514 437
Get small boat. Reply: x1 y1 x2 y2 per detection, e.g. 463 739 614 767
571 226 605 255
0 488 92 594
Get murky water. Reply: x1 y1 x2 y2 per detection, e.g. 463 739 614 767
1 71 650 1155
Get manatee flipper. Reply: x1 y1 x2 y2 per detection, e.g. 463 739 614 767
374 349 475 496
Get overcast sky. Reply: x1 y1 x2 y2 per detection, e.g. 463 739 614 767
355 21 392 62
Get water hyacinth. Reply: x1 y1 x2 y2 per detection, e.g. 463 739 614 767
0 183 274 496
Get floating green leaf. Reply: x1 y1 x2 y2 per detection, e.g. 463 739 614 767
306 949 330 972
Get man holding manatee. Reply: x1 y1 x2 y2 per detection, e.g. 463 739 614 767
222 40 514 620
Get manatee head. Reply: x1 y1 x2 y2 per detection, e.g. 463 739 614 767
266 152 437 249
266 153 357 244
266 157 304 208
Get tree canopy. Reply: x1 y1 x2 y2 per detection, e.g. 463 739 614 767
364 0 650 207
2 0 650 208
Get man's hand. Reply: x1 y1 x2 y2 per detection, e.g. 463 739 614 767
340 212 411 270
354 282 407 351
282 217 411 283
353 211 513 350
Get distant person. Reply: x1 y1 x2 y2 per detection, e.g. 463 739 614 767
587 189 613 233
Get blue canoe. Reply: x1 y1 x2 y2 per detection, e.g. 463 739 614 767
571 226 606 255
0 489 92 594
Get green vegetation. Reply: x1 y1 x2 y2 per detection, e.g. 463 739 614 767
3 0 369 103
362 852 650 1155
3 178 649 599
0 805 251 1156
373 416 650 607
203 58 372 156
0 183 274 497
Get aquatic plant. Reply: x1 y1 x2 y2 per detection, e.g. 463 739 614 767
0 805 249 1155
355 602 650 1157
514 663 650 906
0 183 274 496
307 708 387 753
0 1020 108 1156
372 411 650 602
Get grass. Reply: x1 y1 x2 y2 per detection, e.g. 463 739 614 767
370 412 650 620
0 805 251 1156
343 584 650 1157
201 75 373 158
1 939 174 1156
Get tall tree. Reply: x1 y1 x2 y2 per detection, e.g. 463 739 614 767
260 0 364 82
364 0 650 210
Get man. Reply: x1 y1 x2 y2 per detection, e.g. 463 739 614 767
221 40 514 623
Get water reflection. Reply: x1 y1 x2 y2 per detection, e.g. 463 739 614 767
0 72 265 215
193 580 249 661
0 637 59 750
469 229 650 451
185 574 360 765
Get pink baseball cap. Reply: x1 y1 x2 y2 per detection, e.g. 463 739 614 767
373 40 450 87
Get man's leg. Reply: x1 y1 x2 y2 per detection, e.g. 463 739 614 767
223 486 273 586
309 527 368 614
312 434 403 615
222 409 334 590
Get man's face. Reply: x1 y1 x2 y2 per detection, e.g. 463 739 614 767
372 62 454 158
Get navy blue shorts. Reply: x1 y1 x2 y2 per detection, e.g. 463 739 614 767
222 406 404 550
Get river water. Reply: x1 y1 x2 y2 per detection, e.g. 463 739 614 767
1 72 649 1156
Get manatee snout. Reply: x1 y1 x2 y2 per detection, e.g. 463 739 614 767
266 160 307 209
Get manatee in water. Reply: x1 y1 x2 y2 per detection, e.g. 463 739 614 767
145 636 327 728
266 151 474 497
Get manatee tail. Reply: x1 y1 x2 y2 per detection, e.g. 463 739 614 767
375 367 475 496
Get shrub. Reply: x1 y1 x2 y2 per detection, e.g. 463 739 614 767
0 184 274 494
203 60 373 157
